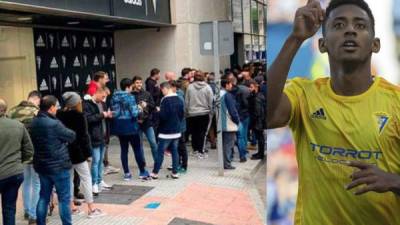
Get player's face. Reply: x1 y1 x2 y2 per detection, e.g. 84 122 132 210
134 80 143 90
321 5 380 63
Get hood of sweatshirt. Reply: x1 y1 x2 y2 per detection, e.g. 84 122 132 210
192 81 209 90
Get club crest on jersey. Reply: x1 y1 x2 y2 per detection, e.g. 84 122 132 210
311 108 326 120
375 112 389 134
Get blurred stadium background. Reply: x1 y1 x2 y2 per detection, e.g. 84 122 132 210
267 0 400 224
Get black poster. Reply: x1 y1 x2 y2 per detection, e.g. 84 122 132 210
34 28 117 100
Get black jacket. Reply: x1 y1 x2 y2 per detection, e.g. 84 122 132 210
31 111 75 174
145 77 161 106
248 91 266 131
230 84 250 121
57 110 92 164
83 100 105 148
132 89 156 129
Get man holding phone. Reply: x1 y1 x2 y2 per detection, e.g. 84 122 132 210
267 0 400 224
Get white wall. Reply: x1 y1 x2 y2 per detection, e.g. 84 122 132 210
114 27 177 84
114 0 231 84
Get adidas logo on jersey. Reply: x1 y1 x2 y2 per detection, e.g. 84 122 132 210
311 108 326 120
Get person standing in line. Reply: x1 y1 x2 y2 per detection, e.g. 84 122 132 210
0 98 34 225
7 91 41 224
185 71 214 159
132 76 158 164
170 79 188 173
83 88 113 195
111 78 150 181
103 87 120 176
145 68 162 139
220 77 240 170
30 95 76 225
150 82 184 179
57 92 105 218
247 80 266 160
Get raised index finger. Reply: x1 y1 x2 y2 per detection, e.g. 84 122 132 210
345 161 372 170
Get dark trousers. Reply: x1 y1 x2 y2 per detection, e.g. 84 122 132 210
208 115 217 148
118 134 147 174
73 170 80 197
178 133 188 170
0 174 24 225
153 138 179 174
254 129 265 157
188 115 210 154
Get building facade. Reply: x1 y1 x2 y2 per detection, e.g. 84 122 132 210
0 0 266 107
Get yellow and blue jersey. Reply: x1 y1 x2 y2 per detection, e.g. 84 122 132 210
284 76 400 225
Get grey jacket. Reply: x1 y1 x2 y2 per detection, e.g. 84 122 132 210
0 117 33 180
185 81 214 117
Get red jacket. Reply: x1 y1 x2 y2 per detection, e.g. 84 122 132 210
87 81 99 96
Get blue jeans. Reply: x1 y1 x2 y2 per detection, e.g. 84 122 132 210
37 170 71 225
118 135 147 174
153 138 179 174
237 117 250 159
140 126 158 163
91 145 105 185
0 174 24 225
23 165 40 220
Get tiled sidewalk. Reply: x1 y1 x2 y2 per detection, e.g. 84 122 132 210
9 140 265 225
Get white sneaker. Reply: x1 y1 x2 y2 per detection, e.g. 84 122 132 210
88 208 106 219
92 184 99 195
104 166 120 175
100 181 112 190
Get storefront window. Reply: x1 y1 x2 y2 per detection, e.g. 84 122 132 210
244 34 252 63
251 0 259 34
258 2 265 36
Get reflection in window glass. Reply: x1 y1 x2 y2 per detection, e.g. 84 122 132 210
245 35 252 63
252 35 260 61
260 36 266 61
258 3 265 36
251 1 259 34
243 0 251 33
232 0 243 33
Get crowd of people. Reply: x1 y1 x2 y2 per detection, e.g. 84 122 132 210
0 63 266 225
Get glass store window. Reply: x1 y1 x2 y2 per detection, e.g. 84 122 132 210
251 1 259 34
252 35 260 61
258 2 265 36
245 34 253 63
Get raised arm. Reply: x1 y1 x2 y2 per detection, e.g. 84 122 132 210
267 0 324 128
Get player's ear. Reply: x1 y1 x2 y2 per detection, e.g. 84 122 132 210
372 38 380 53
319 38 327 53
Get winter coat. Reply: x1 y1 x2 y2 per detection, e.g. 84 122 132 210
7 101 39 132
57 110 92 164
0 117 33 180
83 99 105 147
132 89 156 129
159 94 185 136
248 91 266 131
221 90 240 132
230 84 250 121
145 78 161 106
110 90 140 136
31 111 75 174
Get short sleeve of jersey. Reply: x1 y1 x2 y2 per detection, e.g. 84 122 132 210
283 77 307 129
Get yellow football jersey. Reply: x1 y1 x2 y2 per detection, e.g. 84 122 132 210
283 76 400 225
